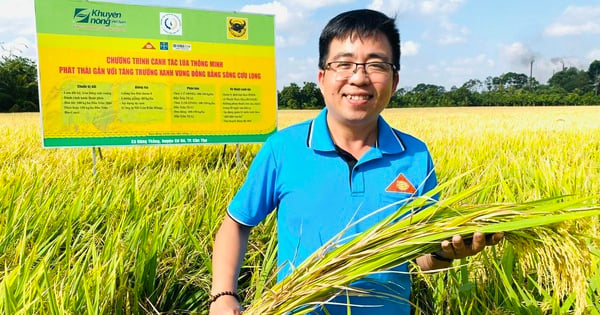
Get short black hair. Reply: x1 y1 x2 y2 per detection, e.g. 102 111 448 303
318 9 400 71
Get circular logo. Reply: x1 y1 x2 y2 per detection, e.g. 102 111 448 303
228 18 247 38
161 13 182 35
395 180 410 191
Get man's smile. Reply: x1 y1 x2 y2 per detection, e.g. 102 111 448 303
343 94 373 101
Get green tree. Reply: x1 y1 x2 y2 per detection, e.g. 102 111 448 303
278 83 301 109
408 83 445 106
299 82 324 109
500 72 529 89
446 86 472 106
588 60 600 95
277 82 325 109
548 67 591 94
0 56 39 112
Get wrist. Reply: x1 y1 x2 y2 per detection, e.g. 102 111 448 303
209 291 240 305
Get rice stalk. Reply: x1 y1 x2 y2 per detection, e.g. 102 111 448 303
244 182 600 315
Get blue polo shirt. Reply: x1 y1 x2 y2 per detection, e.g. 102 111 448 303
228 108 437 314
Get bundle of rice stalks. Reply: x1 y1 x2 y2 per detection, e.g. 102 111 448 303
243 182 600 315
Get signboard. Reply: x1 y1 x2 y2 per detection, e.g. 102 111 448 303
34 0 276 147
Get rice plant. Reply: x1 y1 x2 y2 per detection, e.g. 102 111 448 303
1 106 599 314
242 179 600 315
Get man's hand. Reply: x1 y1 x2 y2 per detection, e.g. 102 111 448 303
437 231 504 260
209 295 243 315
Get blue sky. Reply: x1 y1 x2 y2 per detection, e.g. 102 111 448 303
2 0 600 90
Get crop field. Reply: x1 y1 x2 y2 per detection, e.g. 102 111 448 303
1 106 599 314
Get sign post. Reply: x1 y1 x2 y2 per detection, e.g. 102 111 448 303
35 0 276 148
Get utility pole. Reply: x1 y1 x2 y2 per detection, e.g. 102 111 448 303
529 59 534 89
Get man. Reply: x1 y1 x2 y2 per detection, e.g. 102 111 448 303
209 9 503 315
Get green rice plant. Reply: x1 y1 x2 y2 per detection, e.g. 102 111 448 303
243 179 600 315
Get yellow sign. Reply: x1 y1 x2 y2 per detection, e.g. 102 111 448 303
35 0 276 147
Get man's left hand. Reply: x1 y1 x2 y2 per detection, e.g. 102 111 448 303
437 231 504 260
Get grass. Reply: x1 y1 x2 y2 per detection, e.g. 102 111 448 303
1 106 599 314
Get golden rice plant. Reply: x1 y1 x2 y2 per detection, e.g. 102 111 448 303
2 106 599 314
244 179 600 315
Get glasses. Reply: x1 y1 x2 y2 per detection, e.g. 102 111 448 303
325 61 396 81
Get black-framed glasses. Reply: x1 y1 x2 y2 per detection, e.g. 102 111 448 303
325 61 396 81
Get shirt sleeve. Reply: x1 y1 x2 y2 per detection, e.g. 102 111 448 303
227 140 279 226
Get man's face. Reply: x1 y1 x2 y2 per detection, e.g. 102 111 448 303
318 32 399 129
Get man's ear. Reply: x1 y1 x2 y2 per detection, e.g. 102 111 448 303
392 71 399 91
317 69 326 94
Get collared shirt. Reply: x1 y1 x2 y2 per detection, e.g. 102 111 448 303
228 108 437 314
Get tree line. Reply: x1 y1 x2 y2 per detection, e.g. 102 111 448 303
1 56 599 112
278 60 600 108
0 56 39 112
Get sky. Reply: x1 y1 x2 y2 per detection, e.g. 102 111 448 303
2 0 600 91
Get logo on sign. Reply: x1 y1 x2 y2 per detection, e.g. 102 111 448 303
160 13 183 35
227 17 248 40
74 8 91 23
172 43 192 51
73 8 125 27
142 42 156 50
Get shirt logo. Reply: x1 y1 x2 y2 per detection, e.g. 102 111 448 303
385 173 416 194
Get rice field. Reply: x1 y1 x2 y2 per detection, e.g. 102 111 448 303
1 106 599 314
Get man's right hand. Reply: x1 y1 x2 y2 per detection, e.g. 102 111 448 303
209 295 243 315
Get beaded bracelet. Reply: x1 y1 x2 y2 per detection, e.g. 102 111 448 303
209 291 240 305
431 251 454 263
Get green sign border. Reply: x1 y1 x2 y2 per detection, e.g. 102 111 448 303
35 0 275 45
43 129 276 147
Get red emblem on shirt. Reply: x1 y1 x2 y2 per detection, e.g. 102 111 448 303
385 173 416 194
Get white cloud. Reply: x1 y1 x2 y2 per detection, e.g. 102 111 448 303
0 37 36 59
241 2 291 29
368 1 468 46
401 40 419 56
0 1 33 19
544 6 600 36
367 0 416 16
588 49 600 61
277 56 318 89
438 35 465 45
367 0 464 16
502 42 530 58
284 0 353 10
437 18 468 45
241 1 314 48
402 54 495 89
0 0 36 37
502 42 536 66
0 0 36 59
443 54 494 77
419 0 464 15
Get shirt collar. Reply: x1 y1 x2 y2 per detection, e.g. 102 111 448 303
307 108 405 155
376 115 406 154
